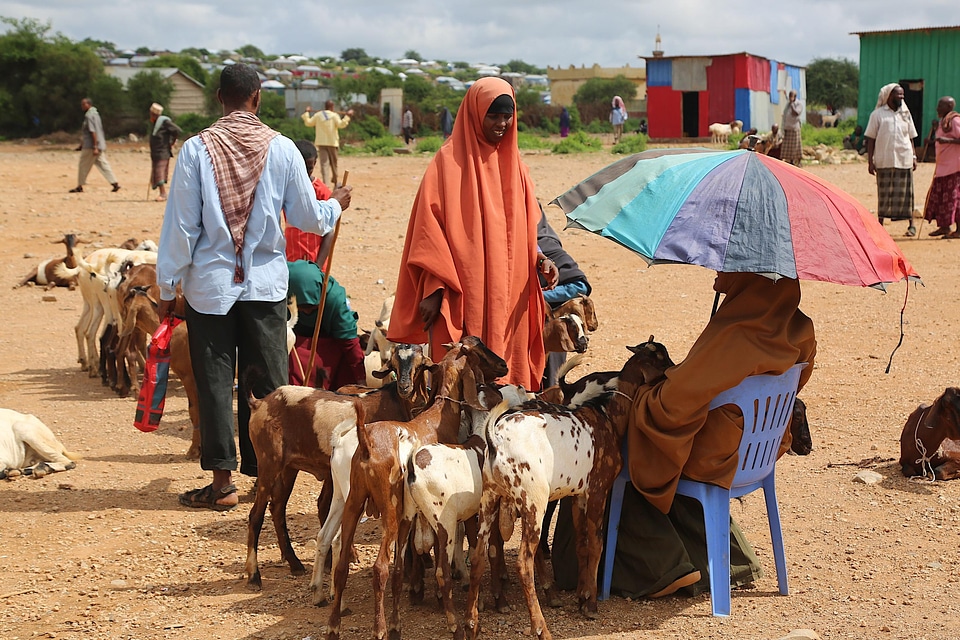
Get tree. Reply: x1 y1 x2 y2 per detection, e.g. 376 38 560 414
572 76 638 125
341 48 372 65
403 50 422 61
126 70 174 120
146 54 207 85
402 74 433 103
0 17 103 135
79 37 116 53
573 76 637 105
179 47 210 60
806 57 859 111
135 46 152 56
500 59 545 75
237 44 265 61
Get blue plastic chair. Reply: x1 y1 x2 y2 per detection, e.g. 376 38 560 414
599 363 806 615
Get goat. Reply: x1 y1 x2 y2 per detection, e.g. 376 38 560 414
542 312 588 354
56 246 156 374
1 409 81 479
465 338 674 640
324 337 508 640
820 113 840 128
15 234 82 290
404 384 534 639
899 387 960 481
244 344 432 590
365 293 397 363
709 119 744 145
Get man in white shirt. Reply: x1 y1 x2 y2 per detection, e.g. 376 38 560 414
865 83 919 237
157 63 352 511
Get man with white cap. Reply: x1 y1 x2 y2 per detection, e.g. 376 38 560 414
148 103 181 201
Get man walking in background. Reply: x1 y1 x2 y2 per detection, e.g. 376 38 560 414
866 83 919 237
402 105 415 145
302 100 353 187
70 98 120 194
780 90 803 167
148 103 181 202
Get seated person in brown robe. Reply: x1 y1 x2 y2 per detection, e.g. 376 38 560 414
553 272 816 598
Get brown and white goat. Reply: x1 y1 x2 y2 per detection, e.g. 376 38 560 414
324 337 508 640
15 234 81 290
403 384 534 639
900 387 960 481
243 344 433 590
465 338 674 640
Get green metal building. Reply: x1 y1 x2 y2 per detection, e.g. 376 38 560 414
853 25 960 144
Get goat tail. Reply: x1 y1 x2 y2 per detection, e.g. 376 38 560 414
53 261 80 281
556 353 586 389
355 404 371 459
239 366 266 411
63 450 83 462
483 399 512 464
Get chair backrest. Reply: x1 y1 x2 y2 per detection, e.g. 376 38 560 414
708 363 806 489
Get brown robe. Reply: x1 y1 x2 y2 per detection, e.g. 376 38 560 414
628 272 817 514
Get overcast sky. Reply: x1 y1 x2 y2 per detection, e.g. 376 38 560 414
2 1 955 69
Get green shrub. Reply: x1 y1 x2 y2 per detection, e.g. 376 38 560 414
611 133 648 155
353 115 387 141
585 119 612 134
415 136 443 154
364 135 399 156
175 112 217 137
517 132 553 150
552 131 603 154
800 122 848 147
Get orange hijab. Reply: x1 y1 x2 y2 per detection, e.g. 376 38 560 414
627 273 817 513
388 77 545 389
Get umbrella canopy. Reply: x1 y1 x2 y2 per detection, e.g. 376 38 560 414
552 148 920 290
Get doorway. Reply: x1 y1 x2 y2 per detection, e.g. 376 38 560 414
898 79 924 146
682 92 699 137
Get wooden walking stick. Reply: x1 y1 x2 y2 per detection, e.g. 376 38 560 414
303 171 348 386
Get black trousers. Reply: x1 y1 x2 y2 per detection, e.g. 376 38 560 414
186 299 288 477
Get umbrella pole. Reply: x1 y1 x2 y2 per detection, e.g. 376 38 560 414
303 171 348 386
710 291 721 318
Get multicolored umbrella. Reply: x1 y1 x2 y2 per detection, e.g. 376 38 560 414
551 148 920 290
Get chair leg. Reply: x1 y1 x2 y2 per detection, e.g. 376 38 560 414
762 477 789 595
700 485 732 617
599 474 628 601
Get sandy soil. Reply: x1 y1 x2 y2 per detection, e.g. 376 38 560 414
0 138 958 640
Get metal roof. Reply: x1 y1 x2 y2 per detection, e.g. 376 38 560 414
641 51 805 68
851 25 960 36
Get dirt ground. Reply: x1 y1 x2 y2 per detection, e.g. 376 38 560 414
1 138 958 640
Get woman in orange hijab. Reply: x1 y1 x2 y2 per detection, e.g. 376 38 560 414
388 77 558 390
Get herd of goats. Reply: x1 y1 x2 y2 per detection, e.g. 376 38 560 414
12 231 960 640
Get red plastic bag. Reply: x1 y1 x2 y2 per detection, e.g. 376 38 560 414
134 316 183 433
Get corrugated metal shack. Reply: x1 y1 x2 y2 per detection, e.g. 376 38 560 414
854 26 960 143
642 52 805 140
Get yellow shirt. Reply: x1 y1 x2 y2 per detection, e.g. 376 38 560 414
301 110 351 147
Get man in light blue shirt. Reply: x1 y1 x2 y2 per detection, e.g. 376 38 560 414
157 63 352 511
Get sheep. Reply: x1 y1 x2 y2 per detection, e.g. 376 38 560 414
464 338 675 640
243 344 433 591
709 119 744 145
324 337 508 640
14 234 82 290
820 113 840 128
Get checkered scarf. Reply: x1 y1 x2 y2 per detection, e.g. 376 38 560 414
199 111 278 283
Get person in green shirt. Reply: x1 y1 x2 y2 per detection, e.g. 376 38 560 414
287 260 365 389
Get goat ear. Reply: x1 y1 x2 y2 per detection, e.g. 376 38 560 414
460 365 484 411
371 366 393 379
477 385 504 411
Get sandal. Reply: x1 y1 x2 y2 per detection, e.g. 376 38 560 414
946 231 960 239
930 227 949 237
68 186 83 193
178 483 238 511
904 226 917 237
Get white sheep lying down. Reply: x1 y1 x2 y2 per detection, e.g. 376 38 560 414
1 409 80 479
